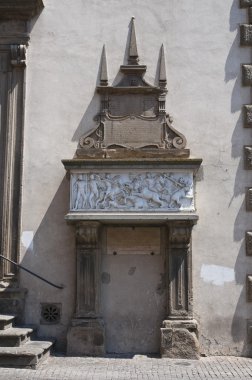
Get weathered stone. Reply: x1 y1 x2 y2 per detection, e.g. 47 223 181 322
247 319 252 343
243 105 252 127
242 65 252 86
246 188 252 211
0 0 44 21
246 231 252 256
160 320 200 359
240 25 252 46
247 275 252 301
248 7 252 23
240 0 252 7
244 146 252 169
67 319 105 356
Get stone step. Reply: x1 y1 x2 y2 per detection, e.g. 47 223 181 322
0 340 54 369
0 315 15 330
0 327 34 347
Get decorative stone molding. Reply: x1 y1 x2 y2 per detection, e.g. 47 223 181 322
0 0 44 21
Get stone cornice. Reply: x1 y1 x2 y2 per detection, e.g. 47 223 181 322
0 0 44 21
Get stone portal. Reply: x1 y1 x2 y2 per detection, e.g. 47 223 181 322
63 18 202 359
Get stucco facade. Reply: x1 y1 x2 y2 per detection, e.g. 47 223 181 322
0 0 251 357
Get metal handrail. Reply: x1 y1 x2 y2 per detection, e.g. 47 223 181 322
0 255 64 290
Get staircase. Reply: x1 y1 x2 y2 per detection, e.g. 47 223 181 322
0 314 54 369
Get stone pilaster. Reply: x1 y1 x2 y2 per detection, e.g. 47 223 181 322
67 221 105 356
160 221 200 359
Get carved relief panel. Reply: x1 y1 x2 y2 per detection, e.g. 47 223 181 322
70 171 194 213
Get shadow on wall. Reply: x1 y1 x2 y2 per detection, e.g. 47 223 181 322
20 177 75 352
227 0 252 356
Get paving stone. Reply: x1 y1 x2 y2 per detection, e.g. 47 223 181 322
0 355 250 379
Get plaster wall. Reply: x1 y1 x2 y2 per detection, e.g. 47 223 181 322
19 0 252 354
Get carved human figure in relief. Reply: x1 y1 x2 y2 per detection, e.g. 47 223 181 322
73 175 88 210
88 174 100 208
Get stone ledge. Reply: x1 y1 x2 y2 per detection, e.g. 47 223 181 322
65 212 199 223
0 0 44 21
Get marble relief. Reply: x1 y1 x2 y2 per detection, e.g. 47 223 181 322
70 172 194 212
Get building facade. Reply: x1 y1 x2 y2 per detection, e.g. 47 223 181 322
0 0 251 358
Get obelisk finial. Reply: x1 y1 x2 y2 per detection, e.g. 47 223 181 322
100 44 108 86
159 44 167 88
128 17 139 65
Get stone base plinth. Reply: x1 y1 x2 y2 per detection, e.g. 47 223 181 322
67 318 105 356
160 319 200 359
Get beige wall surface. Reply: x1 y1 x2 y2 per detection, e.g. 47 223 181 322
19 0 252 354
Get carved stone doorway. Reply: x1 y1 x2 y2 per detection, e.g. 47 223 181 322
101 226 166 354
63 18 202 359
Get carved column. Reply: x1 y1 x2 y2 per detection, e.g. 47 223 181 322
160 221 200 359
67 221 105 356
0 45 26 281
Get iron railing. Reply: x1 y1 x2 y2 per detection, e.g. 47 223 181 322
0 255 64 289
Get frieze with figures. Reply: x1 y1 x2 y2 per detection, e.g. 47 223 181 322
70 172 194 212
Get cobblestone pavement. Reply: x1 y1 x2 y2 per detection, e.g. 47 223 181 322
0 355 252 380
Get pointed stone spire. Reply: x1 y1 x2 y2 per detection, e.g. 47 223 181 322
128 17 139 65
159 44 167 87
100 45 108 86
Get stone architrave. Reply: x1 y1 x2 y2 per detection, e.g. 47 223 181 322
246 231 252 256
67 222 105 356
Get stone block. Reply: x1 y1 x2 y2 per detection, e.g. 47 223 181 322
67 319 105 356
160 320 200 359
242 65 252 86
246 188 252 211
246 231 252 256
243 105 252 127
240 0 252 7
249 7 252 23
247 319 252 343
244 146 252 169
240 25 252 46
247 275 252 302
